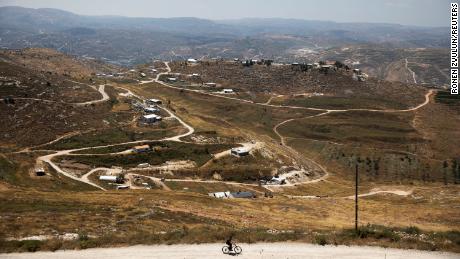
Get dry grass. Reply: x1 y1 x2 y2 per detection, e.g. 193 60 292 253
0 184 458 252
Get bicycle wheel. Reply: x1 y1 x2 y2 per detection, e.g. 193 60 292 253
234 246 242 254
222 246 229 254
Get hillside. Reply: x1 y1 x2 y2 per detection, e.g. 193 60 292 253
0 49 459 253
0 6 449 88
292 44 450 87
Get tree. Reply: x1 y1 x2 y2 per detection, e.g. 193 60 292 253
452 159 459 184
443 160 449 185
335 61 345 69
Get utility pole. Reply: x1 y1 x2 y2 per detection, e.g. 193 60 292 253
355 163 359 233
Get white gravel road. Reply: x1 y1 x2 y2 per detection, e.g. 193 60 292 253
0 243 457 259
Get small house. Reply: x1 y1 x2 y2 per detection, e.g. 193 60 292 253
204 82 217 87
99 175 122 182
268 175 286 185
223 89 234 94
146 98 162 105
231 147 250 156
137 163 150 168
133 145 150 153
208 191 231 198
116 185 130 190
242 60 253 66
168 77 177 82
187 58 198 63
34 167 46 176
143 107 159 114
140 72 146 77
191 73 200 77
141 114 162 124
230 191 256 199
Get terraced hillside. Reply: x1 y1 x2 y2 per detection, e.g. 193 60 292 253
0 49 459 254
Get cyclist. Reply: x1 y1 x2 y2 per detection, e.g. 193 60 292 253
225 235 234 251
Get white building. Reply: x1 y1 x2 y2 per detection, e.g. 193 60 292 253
137 163 150 168
168 77 177 82
144 107 159 114
141 114 162 123
187 58 198 63
99 175 119 182
132 145 151 153
231 147 250 156
204 82 217 87
223 89 234 94
208 191 231 198
269 175 286 185
146 98 162 105
140 72 146 77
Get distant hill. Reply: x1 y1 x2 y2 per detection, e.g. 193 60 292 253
0 6 449 86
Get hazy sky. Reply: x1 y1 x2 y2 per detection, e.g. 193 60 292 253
0 0 451 27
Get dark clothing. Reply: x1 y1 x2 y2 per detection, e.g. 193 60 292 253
226 239 233 251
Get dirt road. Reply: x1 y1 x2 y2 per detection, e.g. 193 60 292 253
346 189 414 199
156 62 433 113
29 84 197 190
405 58 418 84
1 243 457 259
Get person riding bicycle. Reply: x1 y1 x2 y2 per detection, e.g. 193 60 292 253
225 235 233 251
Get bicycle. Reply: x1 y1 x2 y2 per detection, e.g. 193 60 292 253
222 243 242 255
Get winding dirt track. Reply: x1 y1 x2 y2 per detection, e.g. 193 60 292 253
345 189 414 199
29 63 433 191
34 84 196 190
9 81 109 106
1 243 457 259
149 62 434 188
156 62 433 113
405 58 418 84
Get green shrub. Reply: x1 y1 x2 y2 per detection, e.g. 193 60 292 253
20 240 42 252
315 235 328 246
403 226 421 235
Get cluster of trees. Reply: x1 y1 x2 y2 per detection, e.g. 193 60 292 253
443 159 460 185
